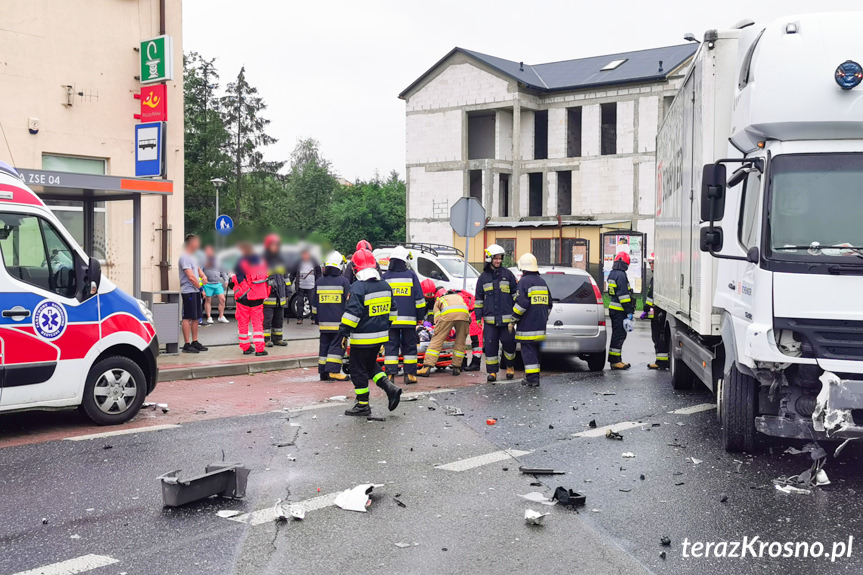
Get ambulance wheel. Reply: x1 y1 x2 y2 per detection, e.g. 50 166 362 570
585 353 605 372
81 356 147 425
721 364 759 453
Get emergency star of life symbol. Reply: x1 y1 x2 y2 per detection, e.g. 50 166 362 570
33 300 67 340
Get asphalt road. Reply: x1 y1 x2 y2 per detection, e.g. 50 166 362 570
2 324 862 575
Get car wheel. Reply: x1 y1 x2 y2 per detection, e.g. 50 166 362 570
585 352 605 372
80 356 147 425
721 364 759 453
670 348 694 390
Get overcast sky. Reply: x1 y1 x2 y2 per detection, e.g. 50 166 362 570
183 1 859 181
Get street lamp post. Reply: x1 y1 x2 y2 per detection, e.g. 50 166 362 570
210 178 226 247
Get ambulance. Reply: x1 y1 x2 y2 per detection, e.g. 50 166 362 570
0 162 158 425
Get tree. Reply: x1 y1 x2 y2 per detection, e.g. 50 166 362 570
285 138 338 236
220 66 283 222
324 171 406 253
183 52 232 238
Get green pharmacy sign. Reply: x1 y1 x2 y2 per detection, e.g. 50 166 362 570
140 35 174 84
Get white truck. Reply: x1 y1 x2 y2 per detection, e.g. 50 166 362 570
655 12 863 451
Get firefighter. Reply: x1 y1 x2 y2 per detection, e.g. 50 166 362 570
382 246 426 385
418 287 471 377
512 253 552 387
460 289 483 372
229 241 270 356
645 252 669 370
474 243 518 382
607 251 635 370
420 279 437 323
338 249 403 416
312 251 350 381
262 234 290 347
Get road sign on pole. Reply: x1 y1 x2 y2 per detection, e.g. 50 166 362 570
450 197 486 290
215 214 234 235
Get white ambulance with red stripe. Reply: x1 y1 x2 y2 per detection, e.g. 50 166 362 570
0 162 158 425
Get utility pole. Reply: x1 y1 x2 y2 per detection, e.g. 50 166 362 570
234 70 243 218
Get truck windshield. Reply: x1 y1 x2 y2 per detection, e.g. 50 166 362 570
769 153 863 259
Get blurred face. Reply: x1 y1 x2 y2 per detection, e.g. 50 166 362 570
492 254 503 268
186 237 199 252
238 242 252 256
204 245 214 258
267 242 279 254
301 251 311 262
649 259 654 272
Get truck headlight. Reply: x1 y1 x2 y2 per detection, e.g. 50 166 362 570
136 298 155 324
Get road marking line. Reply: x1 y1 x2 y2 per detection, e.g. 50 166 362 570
435 449 532 472
63 424 181 441
228 492 341 526
12 554 119 575
668 403 716 415
572 420 643 438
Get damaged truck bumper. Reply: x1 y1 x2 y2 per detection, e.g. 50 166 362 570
756 372 863 440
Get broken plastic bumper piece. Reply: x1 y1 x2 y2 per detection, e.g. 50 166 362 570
159 462 250 507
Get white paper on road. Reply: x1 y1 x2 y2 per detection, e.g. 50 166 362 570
12 554 119 575
518 492 557 506
524 509 550 525
334 483 382 512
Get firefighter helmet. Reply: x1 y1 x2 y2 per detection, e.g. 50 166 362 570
648 252 655 262
352 249 379 281
484 243 505 262
389 245 411 265
356 239 372 252
421 278 437 298
615 251 631 266
264 233 281 249
517 252 539 272
325 250 344 270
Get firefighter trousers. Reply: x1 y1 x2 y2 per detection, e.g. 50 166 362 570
483 323 516 374
424 319 469 368
608 310 628 365
237 303 265 353
318 331 344 374
349 345 388 405
520 340 542 384
384 327 418 375
263 299 285 342
651 309 669 366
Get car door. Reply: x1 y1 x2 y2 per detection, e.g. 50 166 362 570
0 210 95 406
416 256 450 286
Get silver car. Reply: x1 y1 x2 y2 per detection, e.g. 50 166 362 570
513 266 608 371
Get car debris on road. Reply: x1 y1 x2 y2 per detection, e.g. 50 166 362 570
334 484 382 512
159 463 250 507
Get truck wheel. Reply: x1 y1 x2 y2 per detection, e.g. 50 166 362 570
670 350 694 390
721 364 759 453
585 353 605 372
80 356 147 425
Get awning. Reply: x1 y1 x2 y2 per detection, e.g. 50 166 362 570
17 169 172 198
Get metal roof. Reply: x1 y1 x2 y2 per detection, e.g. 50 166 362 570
400 44 697 98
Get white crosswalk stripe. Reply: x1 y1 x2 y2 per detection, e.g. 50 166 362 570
12 554 119 575
64 424 181 441
435 449 532 472
572 420 643 438
668 403 716 415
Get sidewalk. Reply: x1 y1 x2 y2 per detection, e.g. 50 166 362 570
159 338 321 381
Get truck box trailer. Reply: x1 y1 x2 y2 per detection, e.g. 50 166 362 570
655 12 863 451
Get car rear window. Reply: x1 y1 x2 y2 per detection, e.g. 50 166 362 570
542 273 595 304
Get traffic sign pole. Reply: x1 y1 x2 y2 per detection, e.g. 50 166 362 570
463 200 471 291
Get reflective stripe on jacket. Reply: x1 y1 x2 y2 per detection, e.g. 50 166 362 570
264 250 291 304
474 266 517 325
512 272 552 341
433 293 470 323
607 261 634 314
338 277 395 347
382 268 425 327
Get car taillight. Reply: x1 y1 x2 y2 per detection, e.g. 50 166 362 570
598 320 606 326
589 276 603 305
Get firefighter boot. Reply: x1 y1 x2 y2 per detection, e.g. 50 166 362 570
505 366 515 380
374 373 402 411
320 373 330 381
417 365 432 378
463 355 481 372
345 401 371 416
647 362 660 370
329 372 349 381
487 373 497 383
273 338 288 347
610 362 631 370
451 367 461 376
404 373 418 385
265 337 274 348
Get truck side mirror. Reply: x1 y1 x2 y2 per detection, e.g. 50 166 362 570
700 226 723 253
700 164 727 221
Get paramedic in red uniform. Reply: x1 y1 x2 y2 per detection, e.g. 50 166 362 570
230 241 270 356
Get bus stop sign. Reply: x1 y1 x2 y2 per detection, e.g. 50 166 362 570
450 197 485 237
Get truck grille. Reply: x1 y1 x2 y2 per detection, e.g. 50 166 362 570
775 317 863 361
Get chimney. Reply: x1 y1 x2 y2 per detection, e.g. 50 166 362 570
519 61 524 72
658 60 664 73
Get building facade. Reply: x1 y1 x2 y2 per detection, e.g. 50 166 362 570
0 0 184 296
400 44 696 283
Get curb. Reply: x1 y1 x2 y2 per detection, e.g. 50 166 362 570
160 355 320 382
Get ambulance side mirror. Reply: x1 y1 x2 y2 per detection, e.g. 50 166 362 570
75 254 101 302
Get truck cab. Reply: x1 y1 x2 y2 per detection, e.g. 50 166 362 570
0 162 158 425
656 12 863 451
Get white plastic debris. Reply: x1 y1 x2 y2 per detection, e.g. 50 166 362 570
524 509 550 525
775 484 811 495
690 457 703 465
216 510 240 518
622 452 636 459
274 499 306 521
334 484 381 512
518 492 557 506
327 395 348 402
815 469 830 486
394 542 412 549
